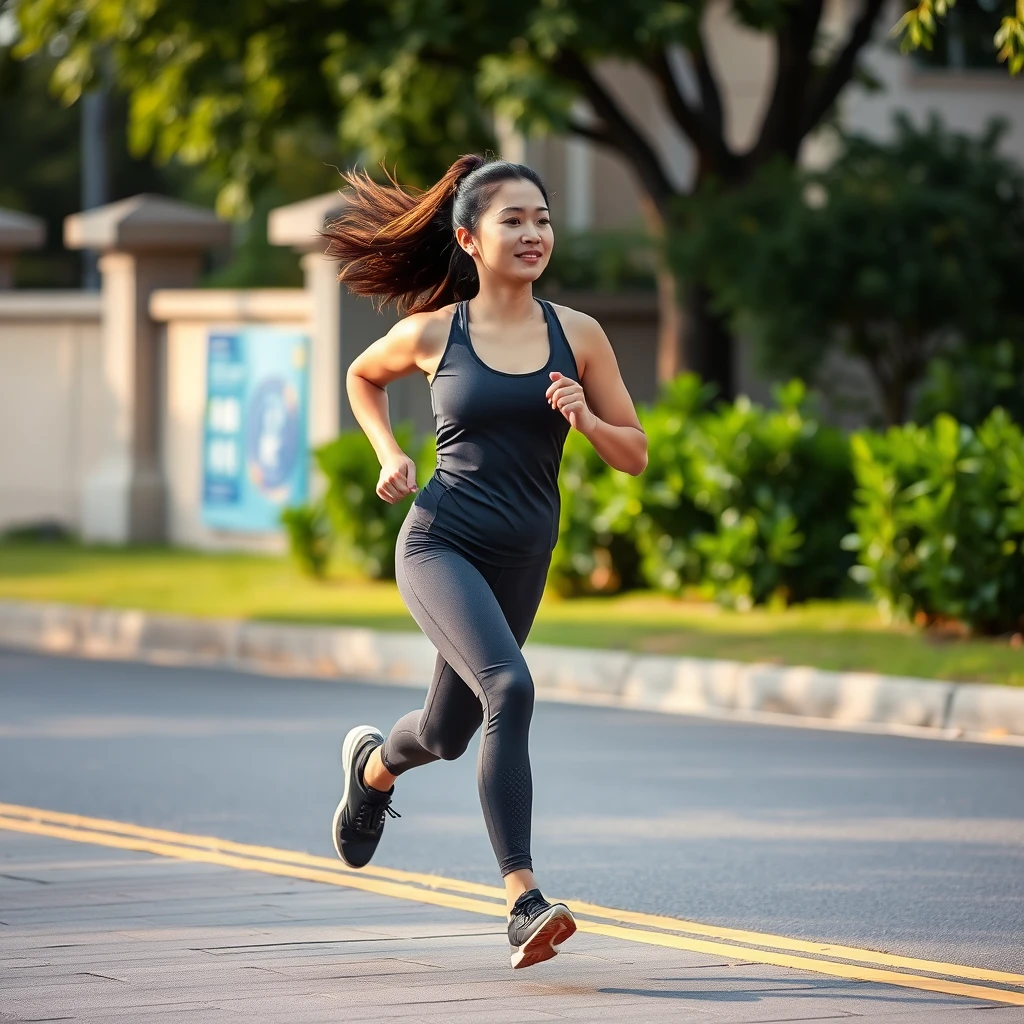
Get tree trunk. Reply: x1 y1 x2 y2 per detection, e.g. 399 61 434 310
680 281 735 401
654 264 684 385
638 193 735 399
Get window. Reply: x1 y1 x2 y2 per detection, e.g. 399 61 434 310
910 0 1006 70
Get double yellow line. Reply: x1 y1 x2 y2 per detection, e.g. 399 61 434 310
1 801 1022 1006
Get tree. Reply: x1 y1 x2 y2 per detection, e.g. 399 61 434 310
8 0 1016 392
0 41 184 286
675 114 1024 425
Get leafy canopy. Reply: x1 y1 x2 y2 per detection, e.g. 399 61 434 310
14 0 1013 219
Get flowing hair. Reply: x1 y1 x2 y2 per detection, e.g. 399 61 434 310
322 154 550 315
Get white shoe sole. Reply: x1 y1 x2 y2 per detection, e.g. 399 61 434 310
332 724 384 864
510 904 577 969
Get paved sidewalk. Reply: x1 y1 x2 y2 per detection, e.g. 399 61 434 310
2 828 1021 1023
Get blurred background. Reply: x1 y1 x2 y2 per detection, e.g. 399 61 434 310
1 0 1023 682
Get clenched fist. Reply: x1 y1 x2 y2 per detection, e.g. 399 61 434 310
377 453 418 503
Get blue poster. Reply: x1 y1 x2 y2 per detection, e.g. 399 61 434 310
202 326 310 532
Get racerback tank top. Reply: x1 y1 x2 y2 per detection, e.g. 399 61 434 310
411 297 580 567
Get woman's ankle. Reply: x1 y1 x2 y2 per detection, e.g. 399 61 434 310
362 745 398 793
504 868 538 914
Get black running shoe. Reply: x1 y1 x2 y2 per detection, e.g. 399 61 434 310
332 724 400 869
507 888 577 969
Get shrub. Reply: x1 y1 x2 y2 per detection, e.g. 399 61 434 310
280 503 331 578
550 428 642 597
916 339 1024 427
845 409 1024 635
631 376 855 609
314 423 436 580
313 423 438 581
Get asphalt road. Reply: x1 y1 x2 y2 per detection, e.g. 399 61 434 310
2 648 1022 974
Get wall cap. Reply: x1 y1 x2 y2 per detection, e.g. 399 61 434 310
268 192 348 252
0 208 46 251
150 288 310 324
0 291 102 321
64 194 231 253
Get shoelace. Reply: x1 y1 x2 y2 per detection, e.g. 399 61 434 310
350 799 401 836
510 894 549 927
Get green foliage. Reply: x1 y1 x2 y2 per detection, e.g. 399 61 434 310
632 376 855 609
9 0 919 221
314 423 436 580
0 43 187 286
541 228 656 293
552 373 855 609
550 427 643 596
279 503 331 578
894 0 1024 74
674 114 1024 425
845 409 1024 634
916 338 1024 426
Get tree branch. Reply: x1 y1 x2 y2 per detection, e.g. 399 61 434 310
553 48 677 215
692 31 725 138
567 118 615 148
650 47 733 176
748 0 826 165
801 0 888 137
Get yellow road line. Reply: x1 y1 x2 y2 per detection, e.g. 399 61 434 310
0 815 506 920
558 897 1024 988
0 801 503 899
1 804 1022 1006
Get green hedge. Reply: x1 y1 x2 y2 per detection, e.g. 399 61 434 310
845 409 1024 634
551 375 855 608
280 423 436 581
284 380 1024 635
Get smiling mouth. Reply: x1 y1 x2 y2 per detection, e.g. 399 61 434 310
516 252 543 261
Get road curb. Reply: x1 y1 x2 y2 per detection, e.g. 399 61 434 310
1 599 1021 743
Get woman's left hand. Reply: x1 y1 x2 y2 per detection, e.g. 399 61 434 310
546 371 598 434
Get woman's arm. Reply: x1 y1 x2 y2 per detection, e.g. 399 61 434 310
345 311 443 502
547 307 648 476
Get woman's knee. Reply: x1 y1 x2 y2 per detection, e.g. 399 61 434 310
420 716 480 761
429 734 473 761
491 667 535 722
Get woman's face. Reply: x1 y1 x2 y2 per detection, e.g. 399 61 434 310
457 179 553 284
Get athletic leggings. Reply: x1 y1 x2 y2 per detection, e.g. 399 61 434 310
379 505 550 877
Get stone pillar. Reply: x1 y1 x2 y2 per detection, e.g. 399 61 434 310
65 194 230 543
267 193 348 446
0 209 45 289
268 192 426 445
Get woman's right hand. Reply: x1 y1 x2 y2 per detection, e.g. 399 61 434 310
377 452 419 504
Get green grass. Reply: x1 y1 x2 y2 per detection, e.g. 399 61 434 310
1 541 1022 687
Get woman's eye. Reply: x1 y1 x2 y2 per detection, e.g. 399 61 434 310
504 219 520 226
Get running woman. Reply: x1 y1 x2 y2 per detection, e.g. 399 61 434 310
323 154 648 969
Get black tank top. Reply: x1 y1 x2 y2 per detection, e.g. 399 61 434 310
411 298 579 566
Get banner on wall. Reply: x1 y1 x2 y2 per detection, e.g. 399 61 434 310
201 326 310 532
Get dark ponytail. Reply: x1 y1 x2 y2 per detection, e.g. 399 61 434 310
322 154 549 315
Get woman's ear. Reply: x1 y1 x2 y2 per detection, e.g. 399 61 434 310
454 225 476 256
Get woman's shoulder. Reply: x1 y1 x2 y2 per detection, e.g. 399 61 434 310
542 301 609 357
543 300 603 336
387 304 458 349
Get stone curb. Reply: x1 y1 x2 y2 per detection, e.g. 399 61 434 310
2 599 1022 743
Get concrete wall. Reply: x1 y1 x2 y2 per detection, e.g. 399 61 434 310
153 289 309 552
0 293 105 533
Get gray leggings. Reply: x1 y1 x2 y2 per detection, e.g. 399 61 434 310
379 505 550 877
